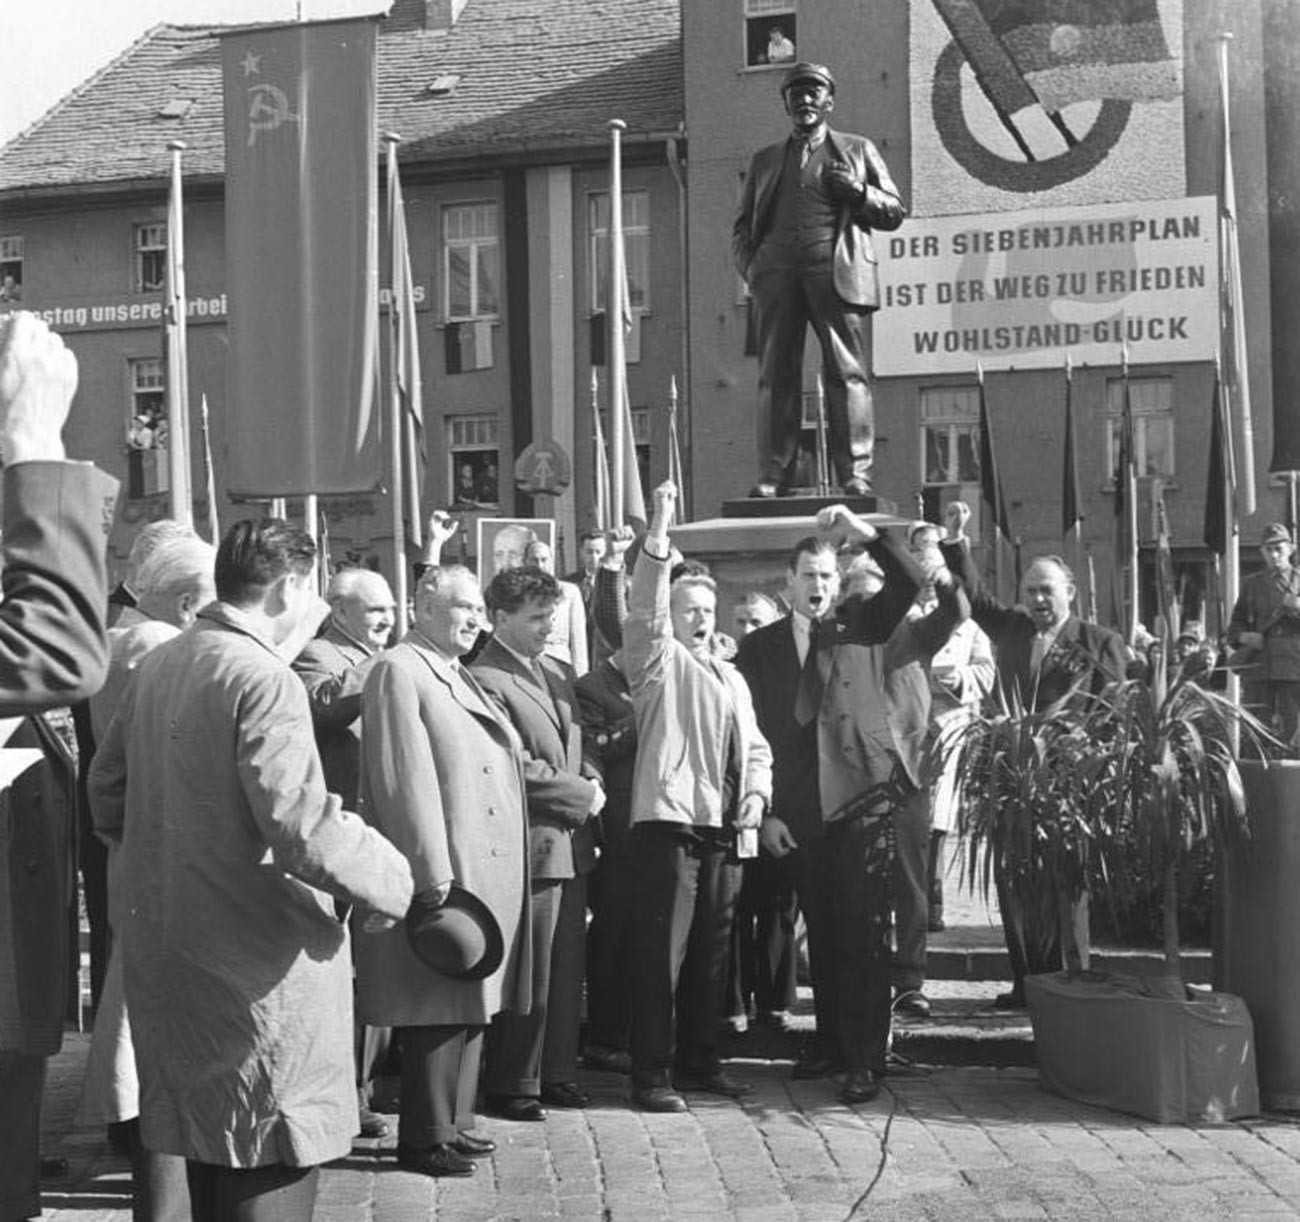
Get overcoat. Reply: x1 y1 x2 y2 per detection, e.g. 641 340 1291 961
88 603 412 1168
353 632 532 1027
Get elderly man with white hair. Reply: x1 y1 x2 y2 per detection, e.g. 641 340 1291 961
83 533 216 1220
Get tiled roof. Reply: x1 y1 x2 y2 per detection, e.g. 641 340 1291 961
0 0 682 196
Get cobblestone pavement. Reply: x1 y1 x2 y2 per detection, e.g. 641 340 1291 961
38 1032 1300 1222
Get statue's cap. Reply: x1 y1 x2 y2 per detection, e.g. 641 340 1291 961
781 62 836 95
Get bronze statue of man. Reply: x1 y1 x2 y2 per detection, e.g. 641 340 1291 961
733 62 906 498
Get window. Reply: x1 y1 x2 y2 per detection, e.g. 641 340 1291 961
449 413 501 507
442 203 499 321
589 191 650 315
127 358 168 499
1106 376 1174 483
744 0 797 68
0 236 22 301
134 223 167 294
920 385 983 537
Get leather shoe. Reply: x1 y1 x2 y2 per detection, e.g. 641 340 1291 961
676 1068 752 1098
450 1132 496 1158
395 1142 475 1177
893 989 931 1020
582 1045 632 1075
839 1070 881 1105
792 1054 845 1080
841 477 873 497
540 1081 590 1109
928 915 947 933
483 1093 546 1122
749 482 779 499
993 987 1026 1011
357 1105 389 1139
631 1085 688 1113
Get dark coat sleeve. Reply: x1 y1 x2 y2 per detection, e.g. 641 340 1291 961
0 462 119 713
838 528 925 644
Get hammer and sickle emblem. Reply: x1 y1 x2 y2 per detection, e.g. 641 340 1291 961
246 84 301 148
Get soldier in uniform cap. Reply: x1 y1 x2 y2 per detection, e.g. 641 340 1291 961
1229 522 1300 746
733 62 906 499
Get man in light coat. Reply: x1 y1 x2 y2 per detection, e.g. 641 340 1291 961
89 520 413 1222
354 565 532 1178
623 481 773 1113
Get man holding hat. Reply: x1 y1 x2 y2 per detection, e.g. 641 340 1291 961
354 565 531 1178
733 61 906 499
1229 522 1300 746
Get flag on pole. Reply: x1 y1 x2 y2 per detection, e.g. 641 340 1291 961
668 375 685 497
1218 36 1256 515
1062 354 1081 541
976 364 1013 600
164 141 193 526
221 18 380 496
199 394 220 544
1204 368 1236 557
387 143 425 549
1151 477 1180 644
611 222 646 529
591 369 611 533
1115 346 1141 639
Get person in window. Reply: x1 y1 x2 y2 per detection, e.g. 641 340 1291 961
476 460 499 505
453 463 479 507
766 24 795 64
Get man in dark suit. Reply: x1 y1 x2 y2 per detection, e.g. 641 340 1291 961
737 507 963 1105
292 566 396 1139
0 313 119 1222
941 502 1126 1007
473 567 604 1120
733 62 906 498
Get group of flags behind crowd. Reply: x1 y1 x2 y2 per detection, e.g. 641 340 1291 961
976 37 1270 654
155 15 1271 653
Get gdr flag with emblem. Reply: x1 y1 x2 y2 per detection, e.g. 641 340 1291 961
221 19 379 496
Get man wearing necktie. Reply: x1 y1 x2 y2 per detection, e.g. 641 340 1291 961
472 567 605 1121
738 508 962 1105
941 503 1126 1008
732 61 906 499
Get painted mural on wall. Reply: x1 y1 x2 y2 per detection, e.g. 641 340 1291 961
909 0 1185 217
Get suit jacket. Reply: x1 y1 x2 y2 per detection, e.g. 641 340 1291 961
732 127 906 308
0 461 118 1058
943 541 1126 710
354 633 531 1028
292 622 380 808
737 530 954 839
472 636 600 880
574 655 637 853
1229 566 1300 681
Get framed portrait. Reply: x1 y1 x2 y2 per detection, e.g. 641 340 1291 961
476 517 555 589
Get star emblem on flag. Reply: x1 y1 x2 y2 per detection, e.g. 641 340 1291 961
241 51 261 77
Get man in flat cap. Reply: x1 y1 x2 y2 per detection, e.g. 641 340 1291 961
1229 522 1300 746
733 62 906 499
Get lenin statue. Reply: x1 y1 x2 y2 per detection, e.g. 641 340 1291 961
733 62 906 498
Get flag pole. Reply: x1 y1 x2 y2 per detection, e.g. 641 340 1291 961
1063 350 1082 604
668 374 685 509
165 139 193 527
592 367 610 533
383 132 408 636
1219 33 1256 517
608 119 627 529
1121 342 1140 644
976 361 1000 599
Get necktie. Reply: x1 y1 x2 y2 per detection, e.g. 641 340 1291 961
1030 634 1048 673
794 618 824 726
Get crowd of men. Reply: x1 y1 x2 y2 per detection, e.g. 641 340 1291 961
7 305 1296 1221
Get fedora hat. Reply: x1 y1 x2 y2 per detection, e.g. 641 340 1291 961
404 885 503 982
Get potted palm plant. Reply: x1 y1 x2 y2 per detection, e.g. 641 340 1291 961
938 632 1270 1123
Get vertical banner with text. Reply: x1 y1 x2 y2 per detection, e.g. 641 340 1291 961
221 18 379 496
